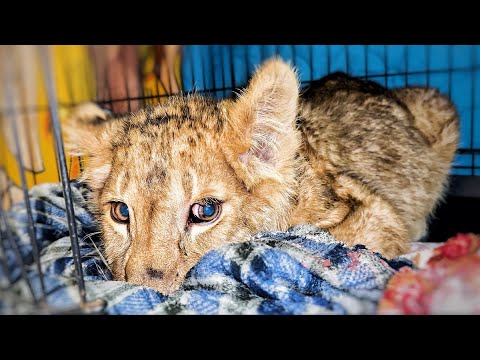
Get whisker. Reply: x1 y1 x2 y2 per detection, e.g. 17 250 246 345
82 232 112 273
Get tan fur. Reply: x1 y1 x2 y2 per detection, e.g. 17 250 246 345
64 58 459 294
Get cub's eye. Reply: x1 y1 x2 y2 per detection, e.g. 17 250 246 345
110 202 130 223
190 199 222 224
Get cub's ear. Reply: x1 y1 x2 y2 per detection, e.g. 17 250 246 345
63 102 117 191
63 102 114 157
223 58 300 189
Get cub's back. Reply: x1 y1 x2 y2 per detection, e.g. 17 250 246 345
297 73 446 236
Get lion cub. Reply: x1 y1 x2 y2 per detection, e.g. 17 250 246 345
65 58 459 294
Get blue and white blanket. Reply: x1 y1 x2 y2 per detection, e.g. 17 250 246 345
0 182 411 314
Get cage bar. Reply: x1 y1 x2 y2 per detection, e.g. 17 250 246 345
2 48 47 301
39 46 87 304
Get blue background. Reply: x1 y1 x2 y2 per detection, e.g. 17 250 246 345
181 45 480 176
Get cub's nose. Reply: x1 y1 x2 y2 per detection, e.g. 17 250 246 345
146 267 164 280
138 267 182 294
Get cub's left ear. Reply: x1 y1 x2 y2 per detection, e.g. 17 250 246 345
223 58 300 189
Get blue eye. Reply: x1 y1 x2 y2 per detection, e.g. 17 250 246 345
202 204 215 217
120 203 129 217
111 202 130 223
190 199 222 224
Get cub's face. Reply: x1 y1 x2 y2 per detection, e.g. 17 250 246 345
65 59 300 294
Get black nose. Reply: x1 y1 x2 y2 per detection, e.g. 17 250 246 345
146 267 164 280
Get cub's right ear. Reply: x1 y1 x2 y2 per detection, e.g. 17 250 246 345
63 102 114 157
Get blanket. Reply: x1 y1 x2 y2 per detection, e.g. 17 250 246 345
0 182 413 315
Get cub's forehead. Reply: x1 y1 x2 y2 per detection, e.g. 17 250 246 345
110 95 226 148
105 95 230 188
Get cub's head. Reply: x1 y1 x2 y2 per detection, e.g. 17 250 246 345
65 59 300 294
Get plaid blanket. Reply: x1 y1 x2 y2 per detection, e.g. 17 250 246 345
0 182 411 315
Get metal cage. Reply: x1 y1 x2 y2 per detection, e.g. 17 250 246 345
0 45 479 314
